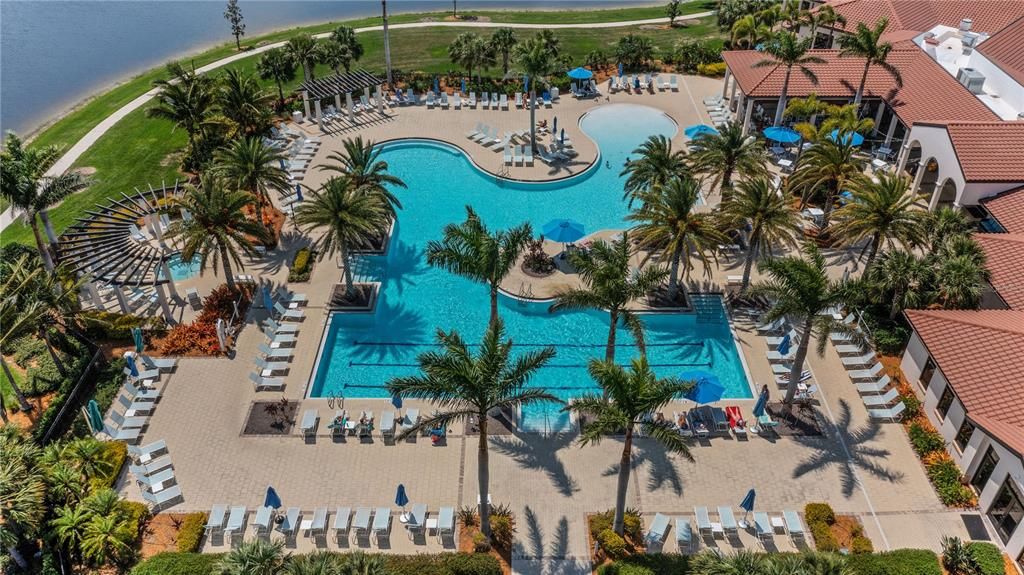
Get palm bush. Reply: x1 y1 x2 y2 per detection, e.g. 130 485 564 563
620 135 688 207
831 171 926 269
718 176 801 291
688 121 768 197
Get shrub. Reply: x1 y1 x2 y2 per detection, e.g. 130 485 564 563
177 512 209 552
288 247 314 282
597 563 654 575
196 284 251 324
457 505 478 527
130 552 223 575
120 500 151 544
908 420 946 456
444 553 501 575
159 321 221 355
472 531 490 552
926 456 976 507
523 238 555 275
489 514 514 549
871 324 910 355
589 509 643 543
851 535 874 554
809 520 839 552
598 555 690 575
696 62 727 77
804 503 835 525
90 440 128 490
967 541 1005 575
10 336 48 368
598 528 628 560
846 549 941 575
80 310 160 342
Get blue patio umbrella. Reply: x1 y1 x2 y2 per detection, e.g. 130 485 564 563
541 219 585 244
433 76 440 93
617 62 624 77
295 184 303 202
523 74 529 93
634 76 641 90
567 67 593 80
461 78 467 93
681 370 725 405
262 285 274 312
684 124 719 139
763 126 801 144
829 129 865 146
553 116 558 133
131 327 144 353
87 399 104 433
752 386 769 418
739 488 757 525
279 158 287 170
777 333 792 356
125 354 139 378
392 394 403 409
560 128 566 144
395 484 409 507
264 486 282 509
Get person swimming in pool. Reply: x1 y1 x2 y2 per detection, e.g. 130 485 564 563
606 160 611 169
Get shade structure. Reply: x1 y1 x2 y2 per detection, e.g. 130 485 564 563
395 484 409 507
433 76 440 93
541 219 585 243
523 74 529 93
132 327 144 353
264 486 282 509
681 370 725 404
829 129 865 146
298 68 384 101
763 126 801 144
740 489 756 512
461 78 467 93
87 399 104 433
753 386 769 417
567 67 593 80
685 124 719 139
618 63 624 77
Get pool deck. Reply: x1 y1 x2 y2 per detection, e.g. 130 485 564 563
112 76 984 567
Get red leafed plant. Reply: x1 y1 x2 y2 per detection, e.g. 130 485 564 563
158 284 253 355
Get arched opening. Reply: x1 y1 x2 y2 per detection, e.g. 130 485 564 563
903 141 923 177
933 178 958 210
918 157 940 203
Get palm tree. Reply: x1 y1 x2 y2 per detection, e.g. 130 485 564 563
166 174 268 289
838 17 901 108
620 135 688 207
147 62 219 159
330 26 364 64
688 121 768 197
0 430 47 569
753 32 824 126
257 48 297 108
81 514 133 567
386 320 557 538
52 505 90 561
515 37 556 152
218 68 273 137
490 28 518 75
628 177 728 298
924 206 973 252
46 464 86 507
719 176 801 291
935 252 989 310
286 33 322 82
816 4 847 48
831 172 926 269
448 33 495 82
749 244 854 403
427 207 532 327
214 136 291 238
338 551 387 575
731 15 772 49
564 357 691 535
1 133 92 270
550 234 668 362
615 34 656 70
287 551 340 575
789 136 865 230
219 539 287 575
294 176 392 298
320 136 406 216
321 40 354 75
868 250 932 319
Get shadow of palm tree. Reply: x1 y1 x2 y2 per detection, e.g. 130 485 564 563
599 437 686 496
252 229 306 276
512 505 571 562
343 297 429 364
791 399 905 497
381 240 427 295
489 430 580 497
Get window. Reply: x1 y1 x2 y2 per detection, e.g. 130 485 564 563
971 446 999 492
919 357 937 389
954 419 975 451
936 385 956 420
987 479 1024 543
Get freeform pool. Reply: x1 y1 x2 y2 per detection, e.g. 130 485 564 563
160 253 200 281
309 104 751 409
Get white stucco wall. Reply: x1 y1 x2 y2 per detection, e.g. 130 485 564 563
962 181 1024 208
902 124 967 208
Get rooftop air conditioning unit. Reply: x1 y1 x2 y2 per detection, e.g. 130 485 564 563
957 67 986 94
960 18 973 32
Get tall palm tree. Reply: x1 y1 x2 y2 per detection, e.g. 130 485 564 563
749 244 854 403
831 172 926 269
320 136 406 216
564 357 691 535
620 135 688 207
219 539 288 575
550 234 668 363
321 40 354 75
816 4 847 48
688 121 768 197
166 174 269 289
789 137 865 230
490 28 518 75
387 321 557 539
218 68 273 137
838 17 901 108
1 133 92 270
286 33 322 82
719 176 801 291
868 250 932 320
214 136 291 238
427 207 533 327
0 430 47 569
731 14 772 49
753 32 824 126
628 177 728 298
515 37 556 152
448 33 495 81
147 63 219 158
294 176 392 297
330 26 364 64
257 48 297 109
924 206 972 253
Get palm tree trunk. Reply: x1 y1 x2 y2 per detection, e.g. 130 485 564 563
40 328 68 377
606 310 618 363
503 54 509 75
667 247 681 300
741 234 758 292
489 285 500 328
773 67 792 126
613 427 633 535
0 392 8 423
864 233 881 270
30 218 56 271
220 244 236 289
276 81 285 107
478 414 492 538
827 27 836 48
39 210 60 256
340 246 355 296
1 357 33 412
529 89 537 152
854 62 870 108
721 165 735 197
785 319 813 403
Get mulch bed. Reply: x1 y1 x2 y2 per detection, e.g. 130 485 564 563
458 522 512 575
140 513 189 557
243 400 298 436
328 283 377 310
766 402 823 436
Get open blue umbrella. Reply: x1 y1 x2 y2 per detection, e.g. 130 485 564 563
753 386 769 418
739 488 757 525
541 219 585 244
262 285 274 312
132 327 144 353
685 124 719 139
567 67 593 80
125 354 139 378
264 486 282 509
87 399 104 433
777 333 792 356
763 126 801 144
829 129 864 146
681 370 725 405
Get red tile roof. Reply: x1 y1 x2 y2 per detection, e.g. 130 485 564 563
977 16 1024 87
823 0 1024 36
981 186 1024 233
974 233 1024 310
721 49 999 125
943 123 1024 182
905 309 1024 455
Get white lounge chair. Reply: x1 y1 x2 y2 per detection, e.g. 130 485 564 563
468 92 477 108
280 507 301 538
206 504 228 536
670 76 679 91
718 507 738 534
406 88 416 105
253 506 274 535
694 506 712 535
480 92 489 109
258 343 293 360
140 355 176 372
504 143 513 165
426 91 436 108
141 484 181 510
491 92 500 109
117 393 153 417
307 507 328 537
437 506 455 542
515 92 523 108
676 518 695 553
108 410 148 430
406 503 428 536
500 94 508 109
276 287 308 306
644 513 671 547
254 357 289 376
754 512 772 544
273 302 304 321
848 362 885 381
440 92 449 109
863 388 901 407
756 317 786 334
301 409 319 437
401 408 420 434
128 439 167 464
835 343 866 355
249 372 284 391
124 381 160 402
766 349 796 363
265 318 300 335
132 466 174 490
513 146 524 166
856 375 892 394
842 352 877 367
264 327 297 346
766 329 798 348
453 92 462 109
783 510 804 541
124 366 160 381
524 145 534 166
372 507 392 541
466 122 484 140
225 506 247 540
333 506 352 540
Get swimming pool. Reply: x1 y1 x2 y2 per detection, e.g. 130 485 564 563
309 104 751 417
160 253 200 281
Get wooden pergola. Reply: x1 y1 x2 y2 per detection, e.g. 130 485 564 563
298 68 386 131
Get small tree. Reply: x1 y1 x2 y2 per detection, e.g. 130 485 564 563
666 0 683 26
257 48 296 108
223 0 245 50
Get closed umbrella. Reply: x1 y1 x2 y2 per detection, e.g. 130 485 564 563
617 62 623 77
752 386 769 418
215 318 227 352
680 370 725 404
262 285 274 312
684 124 719 139
553 116 558 134
86 399 104 433
295 184 303 202
763 126 801 144
777 333 791 357
125 354 139 378
131 327 144 353
279 158 287 170
461 78 467 93
396 484 410 520
264 486 282 509
739 488 756 527
433 76 440 93
392 394 403 410
560 128 566 145
523 74 529 93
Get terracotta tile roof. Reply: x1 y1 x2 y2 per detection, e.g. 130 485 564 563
721 49 998 125
822 0 1024 35
981 186 1024 233
943 123 1024 182
977 16 1024 87
905 309 1024 455
974 233 1024 310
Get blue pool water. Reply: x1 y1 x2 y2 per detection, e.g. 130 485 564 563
310 104 752 415
161 253 200 282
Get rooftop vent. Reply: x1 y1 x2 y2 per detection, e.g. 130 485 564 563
960 18 973 32
957 67 986 94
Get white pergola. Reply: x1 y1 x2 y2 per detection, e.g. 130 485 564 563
298 69 386 132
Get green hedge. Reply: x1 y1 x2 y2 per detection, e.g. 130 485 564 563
967 542 1005 575
130 552 223 575
177 512 208 553
804 503 839 552
130 553 499 575
596 554 690 575
926 458 976 507
908 421 946 456
288 247 314 282
846 549 942 575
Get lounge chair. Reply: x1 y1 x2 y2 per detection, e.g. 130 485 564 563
102 423 140 442
766 349 796 363
437 506 455 542
466 122 484 140
128 439 167 464
543 93 552 107
491 93 500 109
372 507 392 541
842 352 877 367
756 317 786 334
453 92 461 109
258 342 293 361
724 406 747 438
377 410 395 439
440 92 450 109
644 513 671 547
264 327 297 346
206 504 228 536
141 484 182 510
426 91 436 108
401 408 420 434
224 506 247 540
109 410 148 430
265 318 300 334
123 382 159 402
132 466 175 490
856 375 892 394
280 507 301 538
253 506 274 535
783 511 804 541
513 146 524 166
515 92 523 108
676 518 695 553
480 92 489 109
704 95 723 105
124 366 160 381
848 362 885 381
301 409 319 438
128 454 172 477
406 88 416 105
468 92 477 108
140 355 176 372
185 288 202 310
718 507 738 534
500 94 509 109
504 143 513 166
524 145 534 166
863 388 900 407
273 302 304 321
754 512 772 544
667 75 677 91
277 288 308 307
254 357 289 376
407 503 428 536
868 401 906 422
249 372 285 391
766 329 798 348
333 506 352 540
694 507 712 535
117 393 153 417
835 343 865 356
775 370 812 386
307 507 328 537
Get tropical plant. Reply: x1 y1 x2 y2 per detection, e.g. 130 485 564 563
688 120 769 196
490 28 518 75
719 176 801 291
838 17 901 107
166 174 269 289
287 550 341 575
628 176 728 297
665 0 683 25
584 50 609 71
868 250 932 320
147 62 220 168
321 40 354 75
338 551 387 575
386 320 558 538
80 514 133 566
731 14 772 49
0 429 47 568
514 36 557 152
934 251 989 310
1 132 92 270
286 33 322 82
257 48 297 108
923 206 973 253
753 32 824 126
330 25 364 64
830 171 926 269
941 536 980 575
427 207 533 327
789 136 865 230
620 135 689 207
550 234 668 362
294 176 392 298
749 244 855 403
565 357 691 535
615 34 656 70
690 549 768 575
449 33 496 81
319 136 406 217
214 136 291 237
51 505 90 562
813 4 847 47
219 539 288 575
